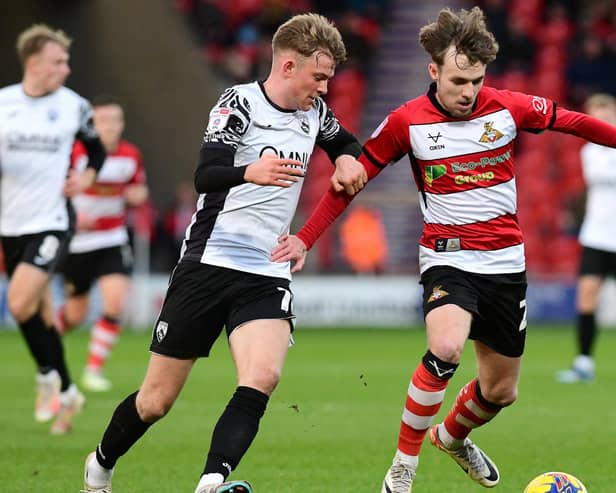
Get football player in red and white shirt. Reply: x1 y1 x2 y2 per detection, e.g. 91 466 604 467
272 7 616 492
58 95 148 392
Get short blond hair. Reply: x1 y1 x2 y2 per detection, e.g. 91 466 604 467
272 13 347 66
584 93 616 112
16 23 72 66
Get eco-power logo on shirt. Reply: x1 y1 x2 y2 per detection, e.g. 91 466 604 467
425 164 447 186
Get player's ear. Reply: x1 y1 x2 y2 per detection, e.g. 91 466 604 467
428 62 439 81
282 58 296 78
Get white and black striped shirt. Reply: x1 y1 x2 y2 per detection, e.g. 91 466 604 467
181 81 347 279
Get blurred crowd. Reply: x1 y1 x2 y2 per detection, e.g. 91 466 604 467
480 0 616 107
173 0 387 85
478 0 616 277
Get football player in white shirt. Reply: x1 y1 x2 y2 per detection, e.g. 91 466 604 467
0 24 105 434
557 93 616 383
82 13 366 493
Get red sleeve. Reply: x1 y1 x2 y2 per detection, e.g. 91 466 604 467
70 140 87 170
297 105 411 249
497 89 556 131
296 157 382 250
362 104 412 166
129 145 147 185
551 107 616 147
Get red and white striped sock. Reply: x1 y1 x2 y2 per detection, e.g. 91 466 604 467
438 378 502 449
86 316 121 374
397 352 458 457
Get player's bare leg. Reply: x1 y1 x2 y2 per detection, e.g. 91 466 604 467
84 354 194 491
9 264 80 425
383 305 471 493
81 274 130 391
557 275 601 383
194 319 290 493
430 342 520 487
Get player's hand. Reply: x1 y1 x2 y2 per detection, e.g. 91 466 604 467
63 168 96 197
76 212 95 231
271 234 308 273
124 183 149 206
332 155 367 195
244 154 305 187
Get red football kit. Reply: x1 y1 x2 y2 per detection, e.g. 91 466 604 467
297 83 616 274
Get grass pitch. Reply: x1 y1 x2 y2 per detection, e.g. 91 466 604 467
1 325 614 492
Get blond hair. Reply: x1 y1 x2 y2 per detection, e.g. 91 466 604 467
584 93 616 112
419 7 498 66
16 24 72 66
272 13 347 66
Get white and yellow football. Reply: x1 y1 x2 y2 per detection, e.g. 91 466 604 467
524 471 588 493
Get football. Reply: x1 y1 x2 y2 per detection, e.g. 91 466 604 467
524 471 588 492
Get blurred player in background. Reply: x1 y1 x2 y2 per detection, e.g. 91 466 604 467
81 13 366 493
57 94 148 392
272 7 616 492
556 93 616 384
0 24 105 434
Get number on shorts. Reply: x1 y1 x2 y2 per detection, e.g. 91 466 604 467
277 287 292 312
38 235 60 262
519 299 527 331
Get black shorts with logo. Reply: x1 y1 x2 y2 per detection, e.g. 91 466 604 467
62 245 134 296
420 265 528 357
579 246 616 277
1 230 71 277
150 260 295 359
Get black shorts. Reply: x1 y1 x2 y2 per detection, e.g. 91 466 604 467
578 246 616 277
62 245 133 296
150 260 295 359
420 266 528 357
1 231 71 277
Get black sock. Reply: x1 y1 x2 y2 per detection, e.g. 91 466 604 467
102 314 120 325
97 391 152 470
203 386 269 479
475 380 503 411
19 313 52 371
42 323 72 391
422 350 459 380
577 313 597 356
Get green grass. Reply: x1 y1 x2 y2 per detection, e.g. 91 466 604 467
1 325 615 492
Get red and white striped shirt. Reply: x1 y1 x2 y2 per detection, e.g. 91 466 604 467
69 139 145 253
296 84 616 274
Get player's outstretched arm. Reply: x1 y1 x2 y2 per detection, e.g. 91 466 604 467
271 234 308 273
552 107 616 147
331 154 368 195
244 154 305 187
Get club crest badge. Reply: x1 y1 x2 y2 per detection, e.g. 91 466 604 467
155 321 168 343
428 285 449 303
479 121 504 143
299 116 310 134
